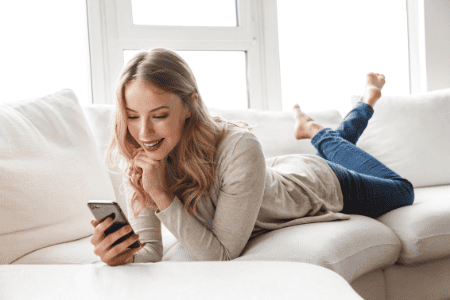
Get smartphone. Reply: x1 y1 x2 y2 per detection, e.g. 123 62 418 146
87 200 141 249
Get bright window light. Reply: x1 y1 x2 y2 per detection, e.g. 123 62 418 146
123 50 247 110
0 1 91 106
131 0 237 27
277 0 410 116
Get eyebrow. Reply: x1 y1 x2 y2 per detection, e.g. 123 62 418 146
125 105 170 113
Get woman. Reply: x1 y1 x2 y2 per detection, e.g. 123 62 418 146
90 48 414 266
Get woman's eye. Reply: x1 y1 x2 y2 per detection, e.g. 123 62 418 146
127 115 167 120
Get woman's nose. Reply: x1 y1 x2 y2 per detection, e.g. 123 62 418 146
140 119 155 135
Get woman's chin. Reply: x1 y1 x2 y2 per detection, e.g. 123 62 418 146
143 147 169 160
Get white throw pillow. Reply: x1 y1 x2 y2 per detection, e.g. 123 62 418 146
350 88 450 188
0 89 116 264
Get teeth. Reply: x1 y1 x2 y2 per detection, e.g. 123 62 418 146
145 139 162 147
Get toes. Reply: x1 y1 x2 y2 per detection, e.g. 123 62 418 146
368 72 385 79
293 104 302 120
367 72 385 78
367 73 386 86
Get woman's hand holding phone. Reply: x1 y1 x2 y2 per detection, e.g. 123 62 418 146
90 216 146 266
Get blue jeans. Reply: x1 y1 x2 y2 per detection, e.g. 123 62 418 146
311 102 415 219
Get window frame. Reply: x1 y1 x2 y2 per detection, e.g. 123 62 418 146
86 0 282 110
406 0 427 94
86 0 423 109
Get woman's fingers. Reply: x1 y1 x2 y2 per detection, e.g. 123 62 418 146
97 224 131 252
90 217 113 247
107 242 146 266
103 238 147 267
90 216 146 266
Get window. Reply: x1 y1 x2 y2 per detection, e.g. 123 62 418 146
0 0 91 106
3 0 415 114
87 0 276 110
127 0 245 109
277 0 410 116
131 0 237 27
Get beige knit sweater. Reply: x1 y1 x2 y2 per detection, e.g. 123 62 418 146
125 122 350 263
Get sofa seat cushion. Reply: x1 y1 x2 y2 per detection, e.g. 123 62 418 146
0 89 116 264
0 261 363 300
107 215 400 284
12 223 178 264
232 215 401 283
11 236 100 264
377 185 450 266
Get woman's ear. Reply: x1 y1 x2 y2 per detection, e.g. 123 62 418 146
186 93 198 119
190 93 198 103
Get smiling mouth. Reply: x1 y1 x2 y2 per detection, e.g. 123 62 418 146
144 139 163 147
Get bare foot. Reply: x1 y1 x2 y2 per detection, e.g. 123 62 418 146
292 104 324 140
360 73 386 107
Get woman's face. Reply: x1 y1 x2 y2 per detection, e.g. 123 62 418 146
124 80 192 160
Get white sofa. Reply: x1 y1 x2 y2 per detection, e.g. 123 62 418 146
1 88 450 300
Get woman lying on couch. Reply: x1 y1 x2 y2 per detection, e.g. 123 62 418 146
90 48 415 266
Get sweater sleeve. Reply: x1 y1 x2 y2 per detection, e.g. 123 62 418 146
155 132 266 261
128 203 164 263
120 181 163 263
119 157 164 263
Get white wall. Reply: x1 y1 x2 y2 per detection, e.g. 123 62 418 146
424 0 450 91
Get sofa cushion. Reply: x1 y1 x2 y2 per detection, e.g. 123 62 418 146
377 185 450 266
350 88 450 188
0 89 116 264
208 107 343 159
157 214 401 283
11 220 178 264
0 261 364 300
233 215 401 283
11 236 100 264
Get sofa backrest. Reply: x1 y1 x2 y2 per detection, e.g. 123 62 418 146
350 88 450 188
81 104 129 217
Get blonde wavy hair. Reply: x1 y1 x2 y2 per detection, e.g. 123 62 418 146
105 48 254 220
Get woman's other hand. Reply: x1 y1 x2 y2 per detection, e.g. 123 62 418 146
133 148 170 200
